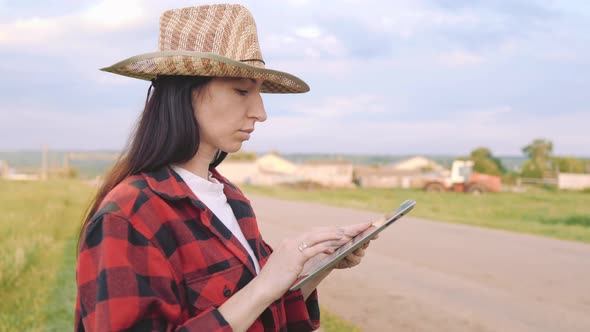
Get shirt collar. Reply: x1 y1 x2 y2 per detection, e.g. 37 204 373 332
142 166 194 201
142 165 246 208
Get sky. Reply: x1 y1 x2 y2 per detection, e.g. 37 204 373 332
0 0 589 156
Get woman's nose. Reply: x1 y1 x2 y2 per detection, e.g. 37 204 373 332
249 94 267 122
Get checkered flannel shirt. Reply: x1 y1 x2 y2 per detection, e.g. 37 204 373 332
75 166 320 331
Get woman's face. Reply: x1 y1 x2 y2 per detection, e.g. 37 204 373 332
192 77 266 154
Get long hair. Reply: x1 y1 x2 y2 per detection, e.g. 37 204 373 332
79 75 226 246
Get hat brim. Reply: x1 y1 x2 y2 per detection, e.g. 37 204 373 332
100 50 309 94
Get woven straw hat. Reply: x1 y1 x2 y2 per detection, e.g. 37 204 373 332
101 4 309 93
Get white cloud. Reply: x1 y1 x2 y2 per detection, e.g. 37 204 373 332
1 0 588 156
0 0 161 87
0 17 65 46
263 28 347 60
82 0 145 28
91 71 141 85
0 106 137 150
285 0 310 7
289 94 388 118
248 102 590 155
437 50 486 66
268 57 400 79
470 105 512 116
0 0 149 50
325 0 481 39
294 25 322 39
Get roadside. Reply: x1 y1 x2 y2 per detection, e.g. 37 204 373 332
243 185 590 243
250 194 590 332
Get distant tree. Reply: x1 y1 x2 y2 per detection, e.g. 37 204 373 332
465 147 504 176
227 151 257 161
552 157 586 173
521 160 544 178
522 139 553 161
470 147 505 175
67 167 79 179
521 138 554 178
470 147 493 159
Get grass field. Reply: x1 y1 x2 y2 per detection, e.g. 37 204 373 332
0 179 358 331
242 185 590 243
0 179 93 331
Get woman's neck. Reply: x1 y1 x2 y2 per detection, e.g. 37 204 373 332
176 144 217 179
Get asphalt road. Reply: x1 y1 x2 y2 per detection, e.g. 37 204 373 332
249 195 590 332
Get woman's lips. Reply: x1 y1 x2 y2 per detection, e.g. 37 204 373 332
239 129 253 139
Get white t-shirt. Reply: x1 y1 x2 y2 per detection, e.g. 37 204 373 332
171 165 261 274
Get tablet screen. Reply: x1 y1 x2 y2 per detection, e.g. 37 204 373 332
290 199 416 291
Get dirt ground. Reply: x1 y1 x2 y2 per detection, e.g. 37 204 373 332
250 195 590 332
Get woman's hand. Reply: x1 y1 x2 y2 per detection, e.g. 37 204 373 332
256 228 345 301
331 222 377 270
332 241 371 269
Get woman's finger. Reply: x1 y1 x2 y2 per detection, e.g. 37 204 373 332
352 247 366 257
310 226 335 233
340 222 372 237
343 254 361 267
299 229 343 248
301 242 336 259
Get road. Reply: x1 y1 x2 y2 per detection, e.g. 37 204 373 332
249 195 590 332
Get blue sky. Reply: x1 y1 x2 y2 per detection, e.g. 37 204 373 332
0 0 589 156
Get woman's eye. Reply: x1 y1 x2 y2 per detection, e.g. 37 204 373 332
235 89 249 96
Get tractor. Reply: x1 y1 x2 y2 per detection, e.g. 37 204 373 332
423 160 501 194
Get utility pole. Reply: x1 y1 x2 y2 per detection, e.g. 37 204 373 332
64 153 70 172
41 144 48 181
0 160 6 178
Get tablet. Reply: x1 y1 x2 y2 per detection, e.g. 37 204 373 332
289 199 416 291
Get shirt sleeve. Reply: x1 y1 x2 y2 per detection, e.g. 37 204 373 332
75 213 233 332
259 238 321 331
283 288 321 331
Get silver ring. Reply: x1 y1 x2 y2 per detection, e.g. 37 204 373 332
298 242 308 252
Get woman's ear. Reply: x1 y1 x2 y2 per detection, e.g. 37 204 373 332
191 82 211 113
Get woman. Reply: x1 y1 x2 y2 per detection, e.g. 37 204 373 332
76 4 373 331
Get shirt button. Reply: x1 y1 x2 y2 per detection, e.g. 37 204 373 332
223 286 232 297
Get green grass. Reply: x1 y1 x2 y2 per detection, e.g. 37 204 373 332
5 180 585 330
0 179 94 331
43 237 80 331
0 179 362 331
320 306 361 332
242 185 590 243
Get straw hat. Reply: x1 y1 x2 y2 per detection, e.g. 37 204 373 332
101 4 309 93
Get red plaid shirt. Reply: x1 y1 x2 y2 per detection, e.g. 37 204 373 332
75 166 320 331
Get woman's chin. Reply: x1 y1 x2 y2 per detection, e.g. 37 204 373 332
222 142 243 154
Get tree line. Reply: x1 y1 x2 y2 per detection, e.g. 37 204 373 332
465 138 589 178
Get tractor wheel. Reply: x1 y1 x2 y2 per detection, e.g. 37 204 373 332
467 184 485 195
425 183 445 193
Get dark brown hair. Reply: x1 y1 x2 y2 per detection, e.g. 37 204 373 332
79 75 226 245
